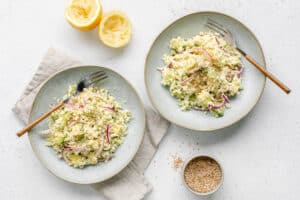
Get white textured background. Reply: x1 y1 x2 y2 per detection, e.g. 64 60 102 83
1 0 299 199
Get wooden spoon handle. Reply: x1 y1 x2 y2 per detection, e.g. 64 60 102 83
237 48 291 94
17 101 64 137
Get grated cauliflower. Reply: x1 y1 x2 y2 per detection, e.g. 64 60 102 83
159 31 243 117
43 85 131 168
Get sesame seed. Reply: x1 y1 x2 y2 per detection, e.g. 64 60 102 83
184 156 222 193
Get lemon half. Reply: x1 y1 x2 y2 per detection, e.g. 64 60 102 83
65 0 102 31
98 10 132 48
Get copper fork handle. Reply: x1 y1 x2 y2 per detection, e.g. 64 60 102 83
237 48 291 94
16 102 64 137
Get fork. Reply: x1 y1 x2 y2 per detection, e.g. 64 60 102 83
205 18 291 94
17 70 108 137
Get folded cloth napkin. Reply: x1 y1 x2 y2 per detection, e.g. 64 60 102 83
13 48 170 200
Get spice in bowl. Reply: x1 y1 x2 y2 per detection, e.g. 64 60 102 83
183 155 223 195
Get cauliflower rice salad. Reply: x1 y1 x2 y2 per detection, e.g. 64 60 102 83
42 85 131 168
159 31 243 117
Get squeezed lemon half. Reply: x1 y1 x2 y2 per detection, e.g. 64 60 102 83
98 10 132 48
65 0 102 31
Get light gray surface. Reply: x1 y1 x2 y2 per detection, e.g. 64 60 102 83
145 11 266 131
0 0 299 199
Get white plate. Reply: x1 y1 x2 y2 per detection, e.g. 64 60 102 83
145 11 266 131
28 66 145 184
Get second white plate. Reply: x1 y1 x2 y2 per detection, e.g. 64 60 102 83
145 11 266 131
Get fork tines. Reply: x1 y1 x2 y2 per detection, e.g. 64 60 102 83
205 18 228 36
87 70 108 86
89 70 106 79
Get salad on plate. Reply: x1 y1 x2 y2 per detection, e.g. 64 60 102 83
159 31 243 117
42 85 131 168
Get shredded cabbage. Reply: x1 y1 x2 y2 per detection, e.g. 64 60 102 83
160 31 243 117
43 85 131 168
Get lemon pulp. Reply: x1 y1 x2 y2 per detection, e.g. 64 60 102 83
65 0 102 31
99 11 132 48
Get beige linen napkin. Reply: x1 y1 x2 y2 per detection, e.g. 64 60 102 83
13 48 170 200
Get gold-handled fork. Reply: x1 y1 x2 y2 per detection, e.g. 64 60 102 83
17 70 108 137
205 18 291 94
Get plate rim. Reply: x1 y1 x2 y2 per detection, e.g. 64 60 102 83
144 11 266 131
28 65 146 184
